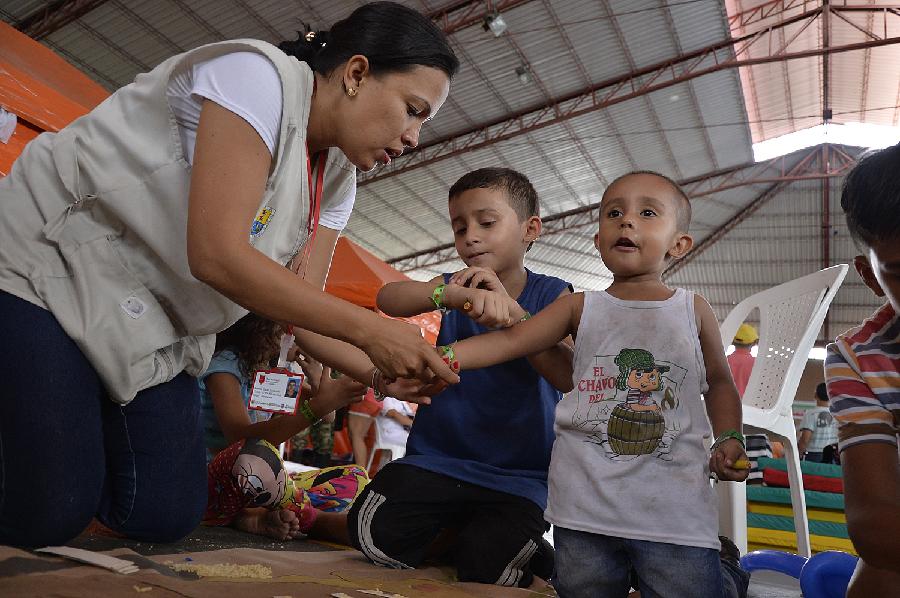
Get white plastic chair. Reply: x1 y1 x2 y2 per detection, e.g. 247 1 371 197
717 264 848 558
366 418 407 472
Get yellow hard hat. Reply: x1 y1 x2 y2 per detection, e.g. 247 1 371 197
733 323 759 344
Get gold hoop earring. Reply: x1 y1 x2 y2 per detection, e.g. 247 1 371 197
346 87 358 97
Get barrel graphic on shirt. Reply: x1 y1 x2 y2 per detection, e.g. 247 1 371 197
573 348 688 460
607 404 666 455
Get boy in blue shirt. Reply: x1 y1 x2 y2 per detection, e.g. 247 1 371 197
347 168 574 587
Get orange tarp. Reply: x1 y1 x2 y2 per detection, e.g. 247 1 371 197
0 21 109 176
326 237 442 344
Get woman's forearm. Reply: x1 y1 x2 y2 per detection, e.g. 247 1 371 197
293 328 376 386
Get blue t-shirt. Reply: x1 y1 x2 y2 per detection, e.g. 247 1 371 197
400 269 571 509
198 349 270 459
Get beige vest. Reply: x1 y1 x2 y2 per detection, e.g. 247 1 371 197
0 39 355 404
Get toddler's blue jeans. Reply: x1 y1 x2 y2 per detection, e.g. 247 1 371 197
552 525 749 598
0 291 207 547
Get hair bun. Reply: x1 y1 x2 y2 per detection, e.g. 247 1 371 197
305 30 330 49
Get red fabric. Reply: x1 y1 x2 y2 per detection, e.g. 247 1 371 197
348 387 381 417
204 440 249 526
762 467 844 494
727 348 755 397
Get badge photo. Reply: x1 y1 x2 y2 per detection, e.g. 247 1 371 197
248 369 304 415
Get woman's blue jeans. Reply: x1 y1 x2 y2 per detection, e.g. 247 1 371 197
0 291 207 547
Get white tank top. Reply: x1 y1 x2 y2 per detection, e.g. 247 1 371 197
545 288 720 550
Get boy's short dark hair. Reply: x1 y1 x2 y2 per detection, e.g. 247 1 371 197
841 142 900 250
448 167 539 221
608 171 692 233
815 382 829 403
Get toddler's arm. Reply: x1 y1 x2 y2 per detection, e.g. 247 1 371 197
450 267 575 391
452 292 582 370
695 295 748 481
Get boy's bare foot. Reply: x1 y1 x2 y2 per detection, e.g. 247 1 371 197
233 508 300 541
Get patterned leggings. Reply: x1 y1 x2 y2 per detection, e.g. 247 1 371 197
204 438 368 529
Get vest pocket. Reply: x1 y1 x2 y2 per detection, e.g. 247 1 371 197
30 233 184 404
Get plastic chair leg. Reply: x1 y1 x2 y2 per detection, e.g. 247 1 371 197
776 420 811 557
718 479 748 555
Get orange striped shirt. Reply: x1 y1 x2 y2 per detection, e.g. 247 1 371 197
825 303 900 450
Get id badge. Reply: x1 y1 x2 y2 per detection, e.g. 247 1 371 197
248 369 304 415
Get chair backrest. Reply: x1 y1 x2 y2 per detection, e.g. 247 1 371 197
720 265 848 416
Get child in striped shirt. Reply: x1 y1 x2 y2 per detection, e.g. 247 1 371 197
824 142 900 597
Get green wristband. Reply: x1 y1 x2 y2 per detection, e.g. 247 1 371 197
712 429 745 451
430 284 448 312
438 344 460 373
299 399 320 425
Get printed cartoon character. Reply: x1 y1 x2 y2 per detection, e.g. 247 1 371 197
616 348 669 412
231 439 287 508
607 349 669 456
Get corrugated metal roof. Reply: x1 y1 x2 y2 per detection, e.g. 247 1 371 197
1 0 881 341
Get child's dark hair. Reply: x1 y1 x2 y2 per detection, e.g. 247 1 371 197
215 313 283 377
449 167 540 250
608 171 692 233
840 142 900 249
278 2 459 79
449 167 540 220
815 382 829 403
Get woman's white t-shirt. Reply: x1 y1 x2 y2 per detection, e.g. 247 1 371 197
166 51 355 230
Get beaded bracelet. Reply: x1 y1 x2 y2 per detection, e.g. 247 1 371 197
711 429 745 451
437 344 460 373
371 368 386 401
430 284 448 312
298 399 320 425
520 310 532 322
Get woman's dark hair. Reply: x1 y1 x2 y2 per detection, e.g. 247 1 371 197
278 1 459 78
215 313 283 377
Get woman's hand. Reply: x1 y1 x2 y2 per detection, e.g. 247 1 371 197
359 317 459 386
382 376 447 405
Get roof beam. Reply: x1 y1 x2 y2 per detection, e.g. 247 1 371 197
361 4 900 188
360 6 883 187
387 144 861 273
15 0 109 39
427 0 534 36
662 144 858 279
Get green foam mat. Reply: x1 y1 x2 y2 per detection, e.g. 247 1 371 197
747 512 849 539
747 485 845 510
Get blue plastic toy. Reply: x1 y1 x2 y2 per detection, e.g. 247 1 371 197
740 549 807 579
800 551 858 598
739 549 858 597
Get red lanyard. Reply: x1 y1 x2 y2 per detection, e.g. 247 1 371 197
306 147 325 256
287 145 325 338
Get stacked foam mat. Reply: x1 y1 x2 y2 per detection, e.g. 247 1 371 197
746 457 856 555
